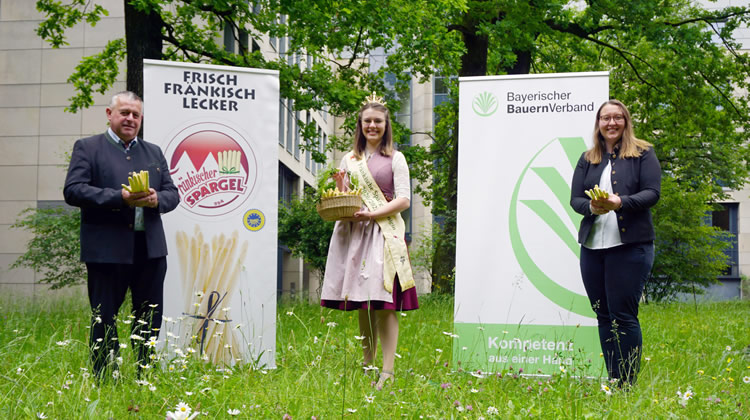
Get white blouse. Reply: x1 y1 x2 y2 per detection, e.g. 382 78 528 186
339 150 411 200
583 160 623 249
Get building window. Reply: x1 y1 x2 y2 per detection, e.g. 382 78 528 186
322 133 327 166
278 163 298 206
294 110 301 160
223 23 251 54
278 99 285 146
278 161 298 297
223 25 235 53
305 113 311 170
711 203 739 278
286 99 294 153
383 72 413 240
312 125 322 175
278 15 287 57
433 75 454 125
269 16 277 51
384 72 412 137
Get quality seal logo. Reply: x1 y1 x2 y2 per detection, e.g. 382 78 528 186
508 137 593 318
472 91 498 117
243 209 265 231
165 121 259 217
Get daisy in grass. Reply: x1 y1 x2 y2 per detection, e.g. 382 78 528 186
166 401 199 420
227 408 240 416
676 387 693 407
601 383 612 395
743 376 750 384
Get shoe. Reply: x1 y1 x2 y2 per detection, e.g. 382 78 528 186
375 370 394 390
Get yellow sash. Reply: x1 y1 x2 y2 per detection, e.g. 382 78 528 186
345 151 415 293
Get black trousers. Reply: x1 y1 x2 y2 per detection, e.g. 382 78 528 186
86 232 166 377
580 242 654 385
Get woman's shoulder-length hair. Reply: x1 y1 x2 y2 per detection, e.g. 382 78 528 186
585 99 652 164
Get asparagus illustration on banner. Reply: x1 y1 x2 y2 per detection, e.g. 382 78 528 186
122 170 150 193
218 150 241 175
175 226 249 365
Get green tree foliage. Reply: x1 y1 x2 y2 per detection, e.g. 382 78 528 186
277 193 334 276
34 0 750 298
647 177 730 302
11 207 85 289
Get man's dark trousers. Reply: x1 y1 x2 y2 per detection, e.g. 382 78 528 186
86 232 166 377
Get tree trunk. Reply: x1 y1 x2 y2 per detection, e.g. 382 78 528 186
124 1 163 100
431 24 489 292
508 49 531 75
460 30 488 77
431 13 534 293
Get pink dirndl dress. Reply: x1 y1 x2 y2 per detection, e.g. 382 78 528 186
320 152 419 311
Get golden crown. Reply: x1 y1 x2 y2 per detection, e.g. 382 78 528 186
362 92 387 106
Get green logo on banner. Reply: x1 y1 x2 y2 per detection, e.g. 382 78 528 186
472 92 498 116
508 137 594 318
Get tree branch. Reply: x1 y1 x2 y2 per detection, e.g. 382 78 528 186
162 24 219 64
345 26 365 69
697 69 743 118
410 131 436 141
658 10 750 27
545 20 662 92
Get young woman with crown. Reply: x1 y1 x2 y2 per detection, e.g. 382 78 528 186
320 93 419 390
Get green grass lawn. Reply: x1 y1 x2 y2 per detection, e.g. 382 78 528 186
1 293 749 419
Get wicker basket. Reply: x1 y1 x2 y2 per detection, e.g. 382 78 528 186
316 194 363 221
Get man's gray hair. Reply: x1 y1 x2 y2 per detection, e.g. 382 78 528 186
109 91 143 108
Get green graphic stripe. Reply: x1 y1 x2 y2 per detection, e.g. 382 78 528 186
509 138 593 318
530 167 582 228
558 137 588 169
520 200 580 258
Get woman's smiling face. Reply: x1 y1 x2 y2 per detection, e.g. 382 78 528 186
361 108 386 145
598 103 626 144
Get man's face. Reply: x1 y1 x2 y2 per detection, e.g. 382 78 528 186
106 96 143 142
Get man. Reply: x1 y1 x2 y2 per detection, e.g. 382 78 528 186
64 91 179 378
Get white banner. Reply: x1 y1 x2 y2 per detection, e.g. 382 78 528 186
144 60 278 368
454 72 608 375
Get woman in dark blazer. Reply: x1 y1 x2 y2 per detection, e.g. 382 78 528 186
570 99 661 386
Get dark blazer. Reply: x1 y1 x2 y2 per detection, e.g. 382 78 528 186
64 133 180 264
570 145 661 244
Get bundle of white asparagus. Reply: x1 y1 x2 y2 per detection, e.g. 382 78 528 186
175 226 248 365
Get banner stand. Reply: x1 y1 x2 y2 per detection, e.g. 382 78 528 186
144 59 279 368
454 72 609 376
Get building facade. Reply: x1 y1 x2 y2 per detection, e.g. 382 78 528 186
0 0 435 300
